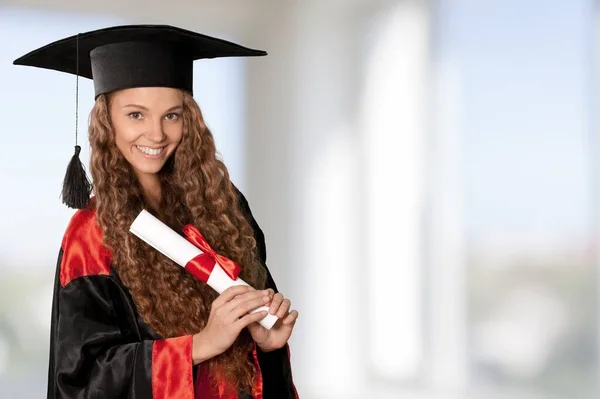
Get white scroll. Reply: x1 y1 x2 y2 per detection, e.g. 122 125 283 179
130 209 278 330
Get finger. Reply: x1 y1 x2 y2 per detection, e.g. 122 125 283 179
275 299 291 319
226 289 270 311
282 310 299 326
245 318 264 333
265 288 275 298
213 285 253 308
229 296 271 321
235 310 268 330
269 293 284 315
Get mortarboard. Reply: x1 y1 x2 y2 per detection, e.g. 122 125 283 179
13 24 267 209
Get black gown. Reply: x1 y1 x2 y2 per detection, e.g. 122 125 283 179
46 190 299 399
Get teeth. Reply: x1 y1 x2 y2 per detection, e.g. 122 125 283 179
136 145 164 156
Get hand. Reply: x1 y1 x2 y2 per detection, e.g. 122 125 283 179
192 285 270 364
247 289 299 352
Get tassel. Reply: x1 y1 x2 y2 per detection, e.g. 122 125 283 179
61 145 91 209
60 34 91 209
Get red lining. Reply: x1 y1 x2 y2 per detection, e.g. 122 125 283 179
153 335 194 399
252 344 264 399
60 206 112 287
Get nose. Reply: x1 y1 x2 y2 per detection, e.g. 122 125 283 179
144 118 167 143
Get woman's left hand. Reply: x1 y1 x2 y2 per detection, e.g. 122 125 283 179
247 289 298 352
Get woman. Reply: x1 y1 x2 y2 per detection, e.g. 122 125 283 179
14 25 299 398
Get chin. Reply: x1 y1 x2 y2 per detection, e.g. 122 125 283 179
129 149 174 175
132 162 167 175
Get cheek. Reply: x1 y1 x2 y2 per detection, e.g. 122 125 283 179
165 123 184 145
113 120 143 148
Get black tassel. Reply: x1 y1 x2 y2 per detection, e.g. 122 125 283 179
61 145 91 209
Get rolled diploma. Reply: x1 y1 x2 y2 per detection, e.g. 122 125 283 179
129 209 278 330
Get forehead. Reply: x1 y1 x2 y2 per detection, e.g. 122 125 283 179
111 87 183 106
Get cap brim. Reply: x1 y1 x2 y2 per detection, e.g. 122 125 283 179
13 24 268 79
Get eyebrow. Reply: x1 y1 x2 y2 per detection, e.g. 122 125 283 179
122 104 183 112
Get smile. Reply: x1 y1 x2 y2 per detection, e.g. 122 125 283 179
135 145 165 157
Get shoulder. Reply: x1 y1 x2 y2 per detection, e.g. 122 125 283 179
232 185 259 227
59 202 113 287
232 184 250 212
231 184 268 262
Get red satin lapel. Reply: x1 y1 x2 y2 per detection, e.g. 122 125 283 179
60 206 112 287
252 345 264 399
193 346 265 399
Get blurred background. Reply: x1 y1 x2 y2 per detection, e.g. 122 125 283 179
0 0 598 398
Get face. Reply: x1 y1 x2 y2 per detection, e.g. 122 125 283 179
109 87 184 178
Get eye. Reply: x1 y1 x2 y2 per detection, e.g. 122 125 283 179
165 112 181 121
128 111 143 120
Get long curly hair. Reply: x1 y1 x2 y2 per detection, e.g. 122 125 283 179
87 90 267 395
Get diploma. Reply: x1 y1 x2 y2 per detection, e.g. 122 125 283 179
129 209 278 330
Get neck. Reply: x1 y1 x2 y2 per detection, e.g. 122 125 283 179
136 171 162 213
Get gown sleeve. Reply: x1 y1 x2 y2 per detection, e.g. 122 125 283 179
235 188 300 399
47 209 195 399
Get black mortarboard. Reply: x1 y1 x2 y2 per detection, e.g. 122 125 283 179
13 25 267 209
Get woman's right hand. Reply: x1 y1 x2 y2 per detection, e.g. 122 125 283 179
192 285 271 364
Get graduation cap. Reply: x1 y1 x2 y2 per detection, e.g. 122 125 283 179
13 24 267 209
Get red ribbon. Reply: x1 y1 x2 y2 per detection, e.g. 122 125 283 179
181 224 241 283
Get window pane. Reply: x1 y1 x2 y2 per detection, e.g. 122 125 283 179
435 0 598 396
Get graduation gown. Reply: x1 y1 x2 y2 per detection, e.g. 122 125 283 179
46 191 299 399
